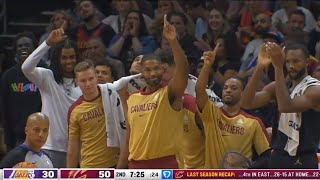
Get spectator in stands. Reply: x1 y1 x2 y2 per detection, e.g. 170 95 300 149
0 32 43 152
272 0 316 34
310 62 320 80
87 37 125 79
108 10 156 74
238 0 271 45
150 0 195 40
94 59 116 83
242 43 320 168
73 0 115 61
185 1 209 40
0 113 53 168
102 0 152 34
168 12 202 75
307 15 320 57
239 12 274 78
40 10 73 66
67 61 125 168
22 28 82 168
196 45 270 168
117 14 189 169
194 8 234 53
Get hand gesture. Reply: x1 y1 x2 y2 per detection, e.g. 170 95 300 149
202 43 220 66
163 14 177 41
46 21 67 46
194 39 211 52
129 22 138 37
257 43 271 68
122 22 131 38
266 42 285 68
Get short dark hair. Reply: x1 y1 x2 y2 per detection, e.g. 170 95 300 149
225 77 246 90
167 12 188 25
94 59 117 79
289 9 305 23
157 49 174 66
285 43 310 59
141 54 162 65
13 32 38 53
74 60 94 76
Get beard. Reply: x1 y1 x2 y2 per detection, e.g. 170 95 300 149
145 76 162 87
288 68 306 80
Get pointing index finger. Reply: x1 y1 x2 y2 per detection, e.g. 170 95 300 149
213 43 220 53
164 14 168 24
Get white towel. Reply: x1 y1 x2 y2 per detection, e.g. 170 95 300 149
99 84 126 148
278 75 320 156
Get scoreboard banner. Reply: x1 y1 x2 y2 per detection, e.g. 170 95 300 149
1 168 320 179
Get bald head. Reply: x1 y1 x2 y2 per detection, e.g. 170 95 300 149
26 112 49 127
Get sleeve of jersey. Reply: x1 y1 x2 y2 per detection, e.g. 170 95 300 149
68 109 80 140
0 147 27 168
253 119 271 155
21 41 51 88
197 100 220 124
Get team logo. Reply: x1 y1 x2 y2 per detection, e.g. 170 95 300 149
175 171 184 179
9 170 35 179
236 119 244 126
68 170 88 178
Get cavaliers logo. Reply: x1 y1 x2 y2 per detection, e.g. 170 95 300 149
175 171 184 179
68 170 88 178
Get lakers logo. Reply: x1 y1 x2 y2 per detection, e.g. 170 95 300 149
10 170 35 179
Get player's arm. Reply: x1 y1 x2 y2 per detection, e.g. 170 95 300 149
66 138 80 168
241 43 275 110
66 109 80 168
196 44 219 111
267 42 320 112
162 14 188 110
116 119 130 169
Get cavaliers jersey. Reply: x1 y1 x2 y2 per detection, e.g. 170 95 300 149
126 74 223 106
127 86 183 161
0 144 53 168
199 100 270 168
177 95 205 169
68 96 119 168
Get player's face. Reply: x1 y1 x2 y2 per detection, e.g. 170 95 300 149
76 68 98 96
60 48 77 75
25 120 49 148
130 55 143 75
16 37 35 62
222 78 242 106
141 60 163 87
285 49 307 80
95 65 113 84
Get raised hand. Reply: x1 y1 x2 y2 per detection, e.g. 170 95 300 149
202 43 220 66
163 14 177 41
46 21 67 46
266 42 285 68
129 22 139 37
257 43 271 68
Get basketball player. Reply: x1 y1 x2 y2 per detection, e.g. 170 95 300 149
67 61 125 168
116 14 188 169
196 45 270 169
0 113 53 168
242 42 320 168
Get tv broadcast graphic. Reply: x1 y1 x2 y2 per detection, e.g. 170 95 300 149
2 0 320 179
